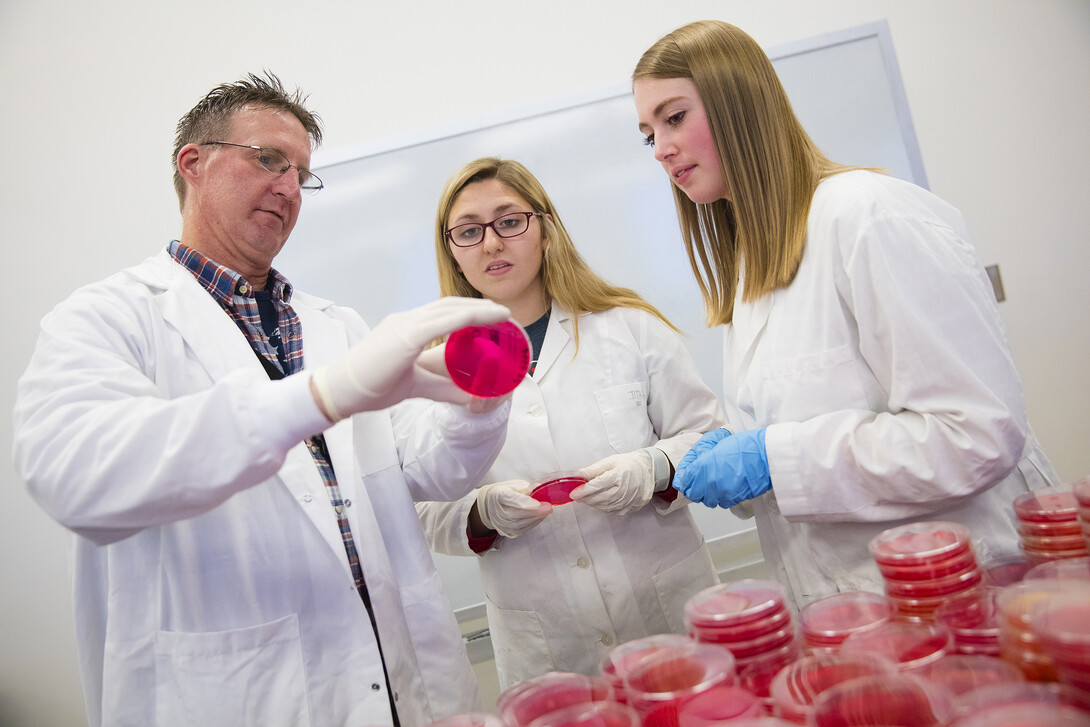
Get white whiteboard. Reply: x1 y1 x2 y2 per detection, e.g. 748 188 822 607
280 20 927 613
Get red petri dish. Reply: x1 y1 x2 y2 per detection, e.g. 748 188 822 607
981 553 1035 586
884 566 983 599
497 672 613 727
769 652 896 723
1027 585 1090 659
810 673 955 727
800 591 894 648
840 621 953 673
445 320 531 398
933 587 1002 648
530 473 587 506
697 624 797 660
599 634 693 704
525 701 641 727
676 685 762 725
1013 488 1079 523
689 605 793 644
877 547 979 582
869 521 973 567
1017 519 1084 537
684 580 788 632
621 642 736 720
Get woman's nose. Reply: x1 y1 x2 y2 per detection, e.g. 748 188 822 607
481 227 504 251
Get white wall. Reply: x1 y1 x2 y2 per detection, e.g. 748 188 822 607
1 1 1087 724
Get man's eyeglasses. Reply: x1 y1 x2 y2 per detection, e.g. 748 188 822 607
201 142 324 195
445 211 543 247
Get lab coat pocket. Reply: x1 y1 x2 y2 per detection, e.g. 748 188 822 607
651 543 719 635
154 613 312 727
756 345 864 422
484 595 555 689
595 382 653 453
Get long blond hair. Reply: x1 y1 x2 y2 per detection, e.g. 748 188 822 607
634 20 862 325
434 157 680 346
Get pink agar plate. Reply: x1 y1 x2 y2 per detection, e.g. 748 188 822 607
445 320 531 398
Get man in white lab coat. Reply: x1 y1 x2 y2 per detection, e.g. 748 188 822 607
12 72 512 727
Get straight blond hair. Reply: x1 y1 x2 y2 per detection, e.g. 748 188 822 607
634 20 866 325
435 157 680 347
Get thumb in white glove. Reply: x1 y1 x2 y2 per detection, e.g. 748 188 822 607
572 448 672 515
475 480 552 539
310 297 510 422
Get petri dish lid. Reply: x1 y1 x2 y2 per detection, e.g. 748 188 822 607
980 553 1035 586
445 320 531 398
684 580 788 629
497 672 614 727
840 621 953 673
689 603 793 643
877 547 978 582
426 714 507 727
810 673 955 727
529 472 587 506
918 654 1024 696
799 591 893 646
1013 487 1079 523
768 651 896 719
883 566 983 599
525 701 641 727
599 634 693 684
1024 555 1090 582
868 521 972 566
933 586 1002 638
676 685 762 724
1027 582 1090 653
621 641 736 704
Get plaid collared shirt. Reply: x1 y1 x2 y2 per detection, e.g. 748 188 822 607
168 240 368 596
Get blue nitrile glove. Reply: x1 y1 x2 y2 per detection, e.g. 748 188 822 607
674 428 771 509
677 428 733 477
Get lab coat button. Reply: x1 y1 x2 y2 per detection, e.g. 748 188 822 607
576 557 589 569
302 493 313 503
394 692 400 702
528 405 544 416
371 683 381 691
601 634 614 646
344 499 352 507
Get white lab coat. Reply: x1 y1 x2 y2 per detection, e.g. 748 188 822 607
723 171 1059 609
418 305 726 689
12 250 508 727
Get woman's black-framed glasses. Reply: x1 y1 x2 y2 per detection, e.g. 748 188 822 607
201 141 324 195
445 211 543 247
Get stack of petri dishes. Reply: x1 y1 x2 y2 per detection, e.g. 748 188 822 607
684 580 800 679
839 620 954 674
496 672 614 727
1026 581 1090 700
994 580 1067 682
1012 487 1090 564
767 652 896 724
868 521 983 623
980 553 1035 587
932 586 1003 656
798 590 894 654
1076 477 1090 551
620 641 737 726
598 633 693 705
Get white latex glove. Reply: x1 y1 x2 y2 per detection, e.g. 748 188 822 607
476 480 552 539
573 448 672 515
310 297 510 422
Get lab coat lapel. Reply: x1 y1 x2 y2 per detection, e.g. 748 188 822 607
530 303 570 381
730 289 775 377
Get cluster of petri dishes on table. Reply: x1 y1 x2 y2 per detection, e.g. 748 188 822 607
425 362 1090 727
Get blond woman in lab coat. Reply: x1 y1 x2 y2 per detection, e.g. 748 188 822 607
632 21 1059 609
416 157 726 688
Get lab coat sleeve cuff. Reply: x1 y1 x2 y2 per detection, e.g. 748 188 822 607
259 372 334 453
764 422 807 518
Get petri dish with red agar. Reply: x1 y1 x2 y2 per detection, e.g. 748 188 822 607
445 320 531 398
768 652 897 723
530 471 587 506
810 672 955 727
839 621 954 674
868 521 973 567
497 672 614 727
525 701 640 727
620 641 737 723
599 634 693 704
799 591 894 651
1013 487 1079 523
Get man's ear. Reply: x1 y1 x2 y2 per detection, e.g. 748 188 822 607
176 143 203 187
